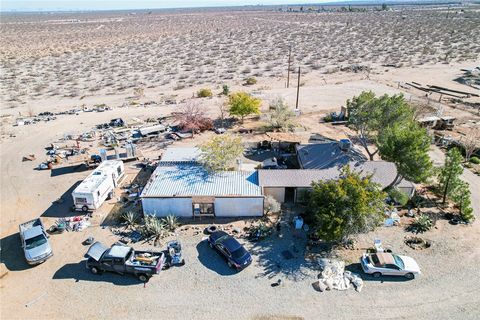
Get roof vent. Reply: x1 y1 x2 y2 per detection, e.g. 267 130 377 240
339 139 352 152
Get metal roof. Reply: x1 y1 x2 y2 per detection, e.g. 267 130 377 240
296 142 367 169
259 161 414 189
160 147 201 164
141 165 262 197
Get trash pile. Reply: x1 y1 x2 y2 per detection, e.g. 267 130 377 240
54 216 91 232
315 259 364 292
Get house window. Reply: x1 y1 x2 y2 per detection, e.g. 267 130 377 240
193 203 214 216
117 166 121 176
75 197 87 204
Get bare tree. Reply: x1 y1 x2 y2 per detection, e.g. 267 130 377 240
174 101 212 136
461 130 480 162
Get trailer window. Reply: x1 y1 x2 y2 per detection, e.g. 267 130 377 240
75 197 87 204
97 191 100 197
117 166 121 175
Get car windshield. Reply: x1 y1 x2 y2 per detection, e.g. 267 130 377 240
393 255 405 269
231 246 248 259
25 235 47 250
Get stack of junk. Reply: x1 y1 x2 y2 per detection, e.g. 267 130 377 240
315 259 364 292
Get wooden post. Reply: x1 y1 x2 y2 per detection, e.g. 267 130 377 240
295 67 301 110
287 46 292 88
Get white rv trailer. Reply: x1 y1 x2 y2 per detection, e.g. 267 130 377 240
72 160 124 212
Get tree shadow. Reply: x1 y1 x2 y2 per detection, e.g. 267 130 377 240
250 223 317 281
41 181 81 218
345 263 413 282
0 233 32 271
196 240 237 276
53 261 144 286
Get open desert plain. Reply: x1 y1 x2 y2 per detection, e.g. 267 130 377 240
1 3 480 320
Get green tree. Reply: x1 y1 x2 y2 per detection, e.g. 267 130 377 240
228 92 261 123
305 166 387 242
200 134 244 171
438 148 464 205
267 97 296 132
451 181 475 223
377 121 433 186
347 91 414 160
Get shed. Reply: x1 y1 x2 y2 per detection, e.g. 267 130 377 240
140 165 263 218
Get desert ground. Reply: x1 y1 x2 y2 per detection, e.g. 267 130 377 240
1 5 480 320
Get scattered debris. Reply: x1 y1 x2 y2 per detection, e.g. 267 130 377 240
315 259 363 292
22 154 35 161
405 236 432 250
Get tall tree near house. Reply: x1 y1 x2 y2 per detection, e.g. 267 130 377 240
438 148 464 205
347 91 415 160
377 121 433 186
305 166 387 243
451 181 475 223
200 134 243 171
174 101 212 136
228 92 261 123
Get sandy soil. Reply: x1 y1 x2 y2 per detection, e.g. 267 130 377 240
1 7 480 320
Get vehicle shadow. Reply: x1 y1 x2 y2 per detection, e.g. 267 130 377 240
196 240 237 276
0 233 32 271
41 181 81 218
50 164 90 177
53 261 143 286
346 263 413 282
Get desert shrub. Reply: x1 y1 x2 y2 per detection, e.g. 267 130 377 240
222 84 230 95
244 77 257 85
121 211 140 229
387 188 409 206
408 215 432 234
197 88 212 98
161 215 180 232
264 195 281 214
470 156 480 164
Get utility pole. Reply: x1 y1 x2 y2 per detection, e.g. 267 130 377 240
286 46 292 88
295 67 301 110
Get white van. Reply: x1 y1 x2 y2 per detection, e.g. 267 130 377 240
72 160 124 212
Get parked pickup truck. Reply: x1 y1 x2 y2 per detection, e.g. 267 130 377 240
19 218 53 265
86 242 166 282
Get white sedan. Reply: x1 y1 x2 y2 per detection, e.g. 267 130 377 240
360 252 421 279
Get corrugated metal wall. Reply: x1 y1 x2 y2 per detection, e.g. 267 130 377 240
214 198 263 217
142 198 193 217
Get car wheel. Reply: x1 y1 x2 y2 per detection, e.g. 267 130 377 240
404 273 415 279
180 259 185 266
138 274 149 282
90 266 99 275
82 205 89 213
372 272 382 278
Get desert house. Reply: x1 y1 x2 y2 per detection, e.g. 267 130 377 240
140 144 415 217
140 165 263 218
261 140 415 203
140 148 263 218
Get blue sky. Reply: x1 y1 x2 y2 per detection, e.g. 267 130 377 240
1 1 351 12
